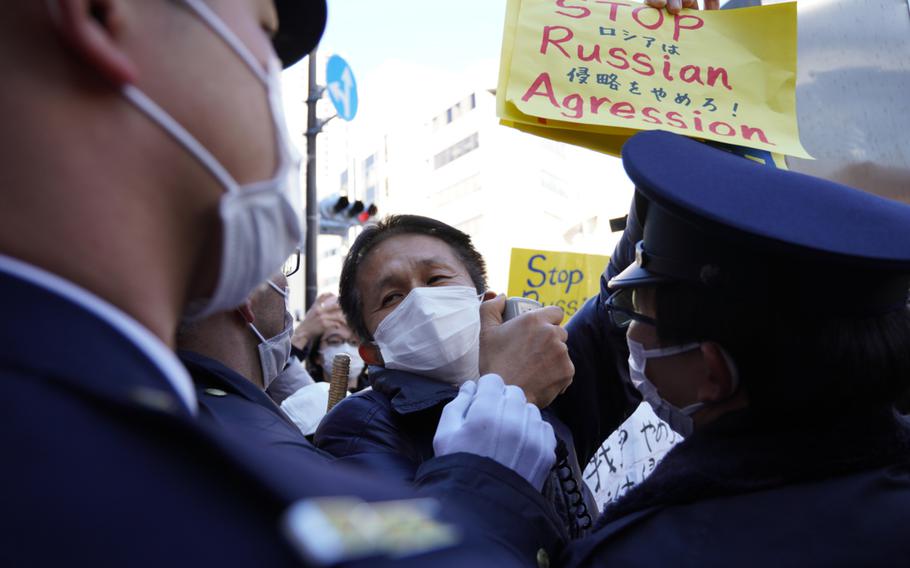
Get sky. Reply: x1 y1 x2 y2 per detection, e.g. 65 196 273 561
317 0 510 79
314 0 734 79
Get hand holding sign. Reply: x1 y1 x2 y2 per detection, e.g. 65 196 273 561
646 0 721 14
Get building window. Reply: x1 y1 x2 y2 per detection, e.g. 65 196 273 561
434 132 479 170
433 93 477 131
540 171 569 199
364 153 378 193
431 174 482 207
340 169 349 193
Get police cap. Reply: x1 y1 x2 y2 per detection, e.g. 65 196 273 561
609 131 910 315
273 0 327 69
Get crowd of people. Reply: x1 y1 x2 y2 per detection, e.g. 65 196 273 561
3 0 910 566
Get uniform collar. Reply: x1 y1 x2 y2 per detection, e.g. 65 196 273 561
369 366 459 415
0 263 195 418
179 350 288 414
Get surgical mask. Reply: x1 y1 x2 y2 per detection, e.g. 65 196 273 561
250 310 294 390
373 286 483 383
322 343 365 389
122 0 302 320
627 338 704 438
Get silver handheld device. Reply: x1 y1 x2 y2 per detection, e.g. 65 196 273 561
502 297 543 321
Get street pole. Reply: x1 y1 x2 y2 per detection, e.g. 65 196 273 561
304 49 319 312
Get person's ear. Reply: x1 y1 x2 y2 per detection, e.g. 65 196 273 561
359 343 384 366
237 301 255 324
696 341 736 402
47 0 137 85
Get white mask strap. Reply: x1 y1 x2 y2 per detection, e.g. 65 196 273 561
268 280 289 297
248 322 268 344
641 342 701 360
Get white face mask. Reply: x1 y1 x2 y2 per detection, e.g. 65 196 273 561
627 337 704 437
249 309 294 390
122 0 302 320
627 337 740 438
322 343 365 389
373 286 482 384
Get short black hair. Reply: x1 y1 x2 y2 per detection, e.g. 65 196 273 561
339 215 488 341
650 281 910 417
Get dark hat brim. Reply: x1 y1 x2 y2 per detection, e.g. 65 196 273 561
273 0 327 69
609 262 664 289
608 241 674 289
621 131 910 271
612 131 910 313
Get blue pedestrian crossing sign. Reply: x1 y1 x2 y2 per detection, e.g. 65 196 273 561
326 55 358 121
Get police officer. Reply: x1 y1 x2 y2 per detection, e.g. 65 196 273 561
176 270 333 458
560 131 910 566
0 1 566 566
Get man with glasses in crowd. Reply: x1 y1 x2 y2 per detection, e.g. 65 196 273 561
177 250 331 459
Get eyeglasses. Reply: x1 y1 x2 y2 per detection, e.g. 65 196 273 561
605 288 657 328
323 336 359 348
281 249 301 278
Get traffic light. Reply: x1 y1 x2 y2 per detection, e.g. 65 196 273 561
358 203 379 224
318 194 378 235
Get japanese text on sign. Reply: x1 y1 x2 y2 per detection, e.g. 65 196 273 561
501 1 810 158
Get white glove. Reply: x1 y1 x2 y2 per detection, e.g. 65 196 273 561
433 374 556 491
281 382 336 436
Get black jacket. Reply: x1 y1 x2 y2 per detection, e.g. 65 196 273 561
315 367 597 539
179 350 331 461
0 269 566 567
562 408 910 566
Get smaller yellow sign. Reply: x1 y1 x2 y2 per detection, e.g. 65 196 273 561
507 248 611 325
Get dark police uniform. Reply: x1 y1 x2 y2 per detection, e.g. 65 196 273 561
316 367 595 539
179 349 332 459
557 131 910 566
0 264 565 566
1 0 565 565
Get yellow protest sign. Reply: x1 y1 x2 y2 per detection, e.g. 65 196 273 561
507 248 611 325
498 1 810 159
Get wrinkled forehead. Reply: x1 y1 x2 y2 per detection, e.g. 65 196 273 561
358 234 468 286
